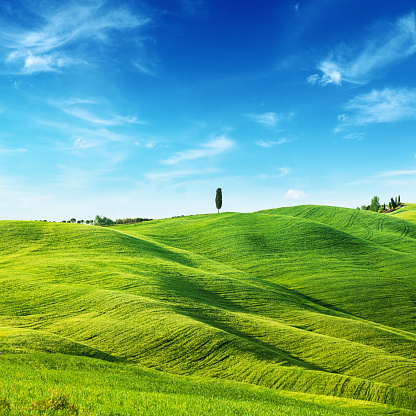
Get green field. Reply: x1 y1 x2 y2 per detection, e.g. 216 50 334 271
387 203 416 224
1 205 415 415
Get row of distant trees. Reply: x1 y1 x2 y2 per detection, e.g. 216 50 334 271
59 216 153 226
94 215 153 226
359 195 402 213
61 218 94 224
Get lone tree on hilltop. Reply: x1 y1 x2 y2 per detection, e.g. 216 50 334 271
215 188 222 213
370 196 380 212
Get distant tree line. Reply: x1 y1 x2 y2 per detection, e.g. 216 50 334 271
61 219 94 224
114 217 153 225
93 215 152 226
57 216 152 226
358 195 402 213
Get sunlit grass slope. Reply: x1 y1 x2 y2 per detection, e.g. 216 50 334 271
387 203 416 224
2 353 410 416
1 206 416 414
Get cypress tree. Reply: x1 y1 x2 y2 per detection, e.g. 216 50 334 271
215 188 222 213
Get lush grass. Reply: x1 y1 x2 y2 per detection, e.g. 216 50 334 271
1 206 416 414
2 353 411 416
387 203 416 224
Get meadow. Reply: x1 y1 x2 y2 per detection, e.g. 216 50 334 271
0 204 415 415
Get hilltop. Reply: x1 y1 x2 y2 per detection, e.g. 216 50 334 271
386 203 416 224
0 205 415 415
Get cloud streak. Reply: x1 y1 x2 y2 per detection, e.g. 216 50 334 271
162 135 234 165
308 12 416 86
259 167 291 179
245 112 294 127
63 108 146 126
0 146 28 154
256 137 294 147
144 168 217 181
0 1 150 74
337 87 416 127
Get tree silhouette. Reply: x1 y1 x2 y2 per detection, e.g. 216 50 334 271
215 188 222 213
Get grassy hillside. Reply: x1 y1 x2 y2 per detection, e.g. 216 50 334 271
387 203 416 224
1 205 415 415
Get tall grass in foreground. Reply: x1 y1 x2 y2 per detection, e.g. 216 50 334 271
0 353 413 416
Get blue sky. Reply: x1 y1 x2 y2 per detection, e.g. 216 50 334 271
1 0 416 220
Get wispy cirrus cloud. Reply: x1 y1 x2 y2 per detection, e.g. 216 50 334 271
145 141 157 148
256 137 294 147
347 169 416 186
259 167 291 179
0 146 28 154
377 170 416 177
0 1 150 74
162 135 234 165
50 98 146 126
71 136 97 150
343 132 365 140
308 12 416 86
337 87 416 128
245 112 294 127
144 168 217 181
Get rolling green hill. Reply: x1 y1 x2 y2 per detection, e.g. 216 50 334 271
387 203 416 224
1 205 415 415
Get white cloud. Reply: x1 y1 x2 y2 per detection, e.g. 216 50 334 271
50 97 100 106
61 107 146 126
246 112 279 126
338 87 416 127
347 169 416 186
318 61 342 86
133 61 159 77
256 137 293 147
63 108 114 125
308 12 416 86
259 167 291 179
246 112 294 127
377 170 416 177
71 136 95 149
306 74 319 85
162 135 234 165
145 141 157 148
112 114 147 125
0 2 150 74
343 133 365 140
0 147 28 154
144 168 216 181
284 189 307 199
